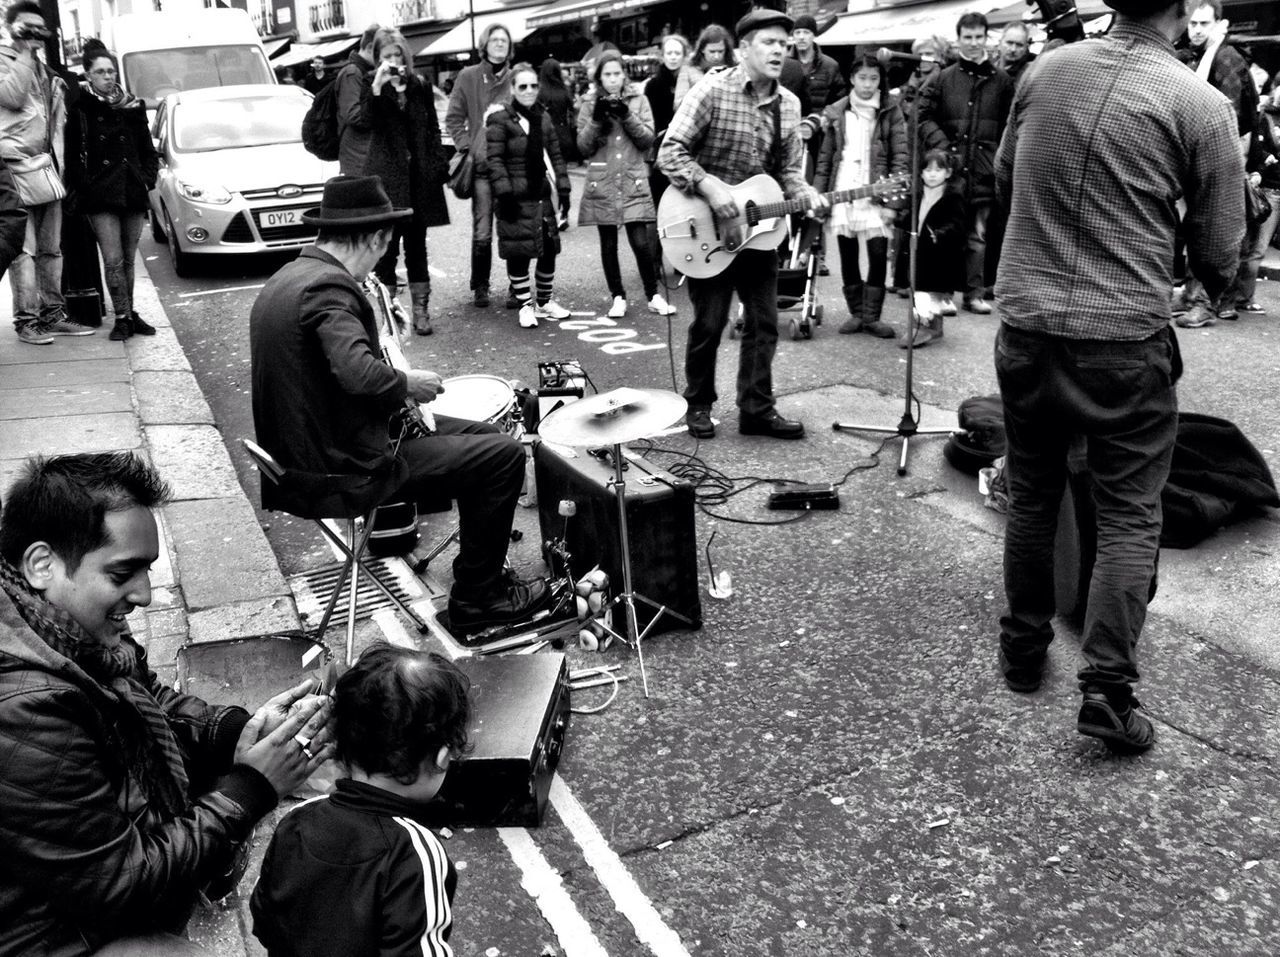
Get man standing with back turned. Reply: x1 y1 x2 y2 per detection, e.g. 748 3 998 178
993 0 1242 751
658 8 824 441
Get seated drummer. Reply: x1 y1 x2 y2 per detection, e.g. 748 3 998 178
248 175 549 633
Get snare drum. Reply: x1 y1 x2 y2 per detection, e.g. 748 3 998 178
428 374 521 436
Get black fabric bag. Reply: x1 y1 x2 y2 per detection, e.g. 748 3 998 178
1246 177 1272 229
301 82 341 162
944 394 1007 474
448 150 475 200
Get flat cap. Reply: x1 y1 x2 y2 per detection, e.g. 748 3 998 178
735 8 793 37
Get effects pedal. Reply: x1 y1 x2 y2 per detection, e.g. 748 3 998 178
766 483 840 511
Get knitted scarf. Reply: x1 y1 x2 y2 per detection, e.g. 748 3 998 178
513 100 546 196
0 557 191 819
87 80 140 110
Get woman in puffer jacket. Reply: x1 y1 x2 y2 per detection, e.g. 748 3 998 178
576 51 675 319
487 62 572 330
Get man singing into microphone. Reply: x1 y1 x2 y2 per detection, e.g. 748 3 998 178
658 9 824 440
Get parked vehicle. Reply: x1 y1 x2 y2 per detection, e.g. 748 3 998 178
148 84 339 275
109 8 274 112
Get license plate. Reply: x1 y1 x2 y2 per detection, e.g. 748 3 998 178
263 209 299 227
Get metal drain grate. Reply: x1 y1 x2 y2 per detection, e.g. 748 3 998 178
288 557 419 627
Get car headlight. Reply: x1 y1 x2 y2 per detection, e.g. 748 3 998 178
176 180 232 205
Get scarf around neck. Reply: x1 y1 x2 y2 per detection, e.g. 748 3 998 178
514 100 546 191
87 80 138 109
0 557 191 818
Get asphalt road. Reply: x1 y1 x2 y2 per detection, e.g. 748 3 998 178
143 194 1280 957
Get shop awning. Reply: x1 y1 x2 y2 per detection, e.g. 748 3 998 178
986 0 1111 28
527 0 657 29
406 23 458 58
263 36 293 59
822 0 1007 46
270 36 359 70
421 6 550 57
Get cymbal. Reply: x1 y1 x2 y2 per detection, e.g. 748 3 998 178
538 387 687 447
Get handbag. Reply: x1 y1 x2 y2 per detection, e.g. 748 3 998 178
1246 177 1272 229
448 150 475 200
8 153 65 207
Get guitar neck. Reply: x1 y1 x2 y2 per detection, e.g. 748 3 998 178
747 183 889 223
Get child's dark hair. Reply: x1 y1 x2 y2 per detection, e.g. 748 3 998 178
922 149 954 172
334 645 472 784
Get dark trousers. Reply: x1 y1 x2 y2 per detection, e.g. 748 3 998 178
396 414 524 600
374 214 429 291
835 233 888 286
684 247 779 418
994 323 1178 694
599 223 658 299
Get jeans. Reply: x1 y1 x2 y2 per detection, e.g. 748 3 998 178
397 414 525 600
10 198 64 329
1232 187 1280 305
469 174 495 290
964 203 991 300
599 223 658 299
995 323 1177 694
374 214 430 292
684 247 779 418
835 233 887 287
87 210 145 319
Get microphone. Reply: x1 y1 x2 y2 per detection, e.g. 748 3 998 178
875 47 935 68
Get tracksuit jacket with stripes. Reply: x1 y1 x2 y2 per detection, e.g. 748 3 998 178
250 779 457 957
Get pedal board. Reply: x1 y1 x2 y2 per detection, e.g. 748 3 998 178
766 483 840 510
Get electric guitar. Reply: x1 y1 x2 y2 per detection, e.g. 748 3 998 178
656 172 910 280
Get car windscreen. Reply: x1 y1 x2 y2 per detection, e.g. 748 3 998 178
122 46 273 107
172 95 309 152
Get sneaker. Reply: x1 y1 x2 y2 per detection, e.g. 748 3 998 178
647 293 676 316
505 287 521 310
1238 301 1266 315
518 304 538 328
473 286 491 308
448 575 552 636
16 322 53 345
108 319 133 341
686 408 715 439
1175 304 1215 328
43 316 96 336
536 300 571 321
941 298 958 317
1216 304 1238 321
998 647 1043 693
963 297 992 315
607 295 627 318
129 311 157 336
1077 689 1155 753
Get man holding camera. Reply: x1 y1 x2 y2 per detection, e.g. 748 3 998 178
0 0 89 345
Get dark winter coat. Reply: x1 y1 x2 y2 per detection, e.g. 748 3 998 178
0 162 24 275
813 94 910 213
64 87 158 214
0 586 273 956
249 247 412 519
539 74 579 164
445 58 511 175
917 57 1015 207
335 49 377 176
486 104 570 261
895 183 966 293
355 72 449 228
791 43 847 112
576 82 656 226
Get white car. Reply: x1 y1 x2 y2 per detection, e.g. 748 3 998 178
148 84 338 275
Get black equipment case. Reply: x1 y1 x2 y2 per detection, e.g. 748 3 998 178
420 653 570 828
534 442 702 640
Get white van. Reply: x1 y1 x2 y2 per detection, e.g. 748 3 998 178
107 8 275 110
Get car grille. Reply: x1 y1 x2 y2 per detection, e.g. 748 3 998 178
222 213 254 244
241 183 327 201
255 203 318 244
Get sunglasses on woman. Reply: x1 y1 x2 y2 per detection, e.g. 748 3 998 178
515 82 539 90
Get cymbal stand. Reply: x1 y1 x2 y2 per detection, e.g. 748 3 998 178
594 443 693 697
832 104 952 475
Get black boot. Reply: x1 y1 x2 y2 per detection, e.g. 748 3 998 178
470 247 492 307
108 317 133 341
838 282 865 334
128 311 156 336
861 286 895 338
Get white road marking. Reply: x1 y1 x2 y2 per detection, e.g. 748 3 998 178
177 283 265 298
499 828 612 957
549 778 691 957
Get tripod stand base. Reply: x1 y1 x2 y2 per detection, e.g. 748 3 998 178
832 419 954 476
596 591 693 697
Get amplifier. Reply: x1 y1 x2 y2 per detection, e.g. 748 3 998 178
534 442 702 640
420 654 569 828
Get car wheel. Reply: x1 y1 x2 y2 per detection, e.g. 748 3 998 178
164 208 192 277
150 208 166 243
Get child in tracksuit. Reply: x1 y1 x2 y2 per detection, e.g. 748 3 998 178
250 645 471 957
895 148 966 349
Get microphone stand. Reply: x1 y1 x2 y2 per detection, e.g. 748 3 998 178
832 95 952 475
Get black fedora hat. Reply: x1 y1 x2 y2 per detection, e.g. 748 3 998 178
301 175 412 228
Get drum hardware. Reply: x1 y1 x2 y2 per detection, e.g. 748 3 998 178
528 359 587 433
427 374 522 437
537 388 693 697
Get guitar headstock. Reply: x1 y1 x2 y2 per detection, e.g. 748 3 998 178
872 172 913 202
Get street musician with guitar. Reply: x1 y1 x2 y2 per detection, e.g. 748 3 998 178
656 8 827 441
249 176 550 636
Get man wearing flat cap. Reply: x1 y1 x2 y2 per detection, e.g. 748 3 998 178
658 8 825 441
249 176 548 634
992 0 1243 752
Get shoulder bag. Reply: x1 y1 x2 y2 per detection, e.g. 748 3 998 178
448 150 475 200
8 152 65 207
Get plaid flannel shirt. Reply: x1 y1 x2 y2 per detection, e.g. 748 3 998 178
995 20 1244 340
657 64 809 199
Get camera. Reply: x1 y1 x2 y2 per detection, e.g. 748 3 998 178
12 22 50 41
386 64 405 77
